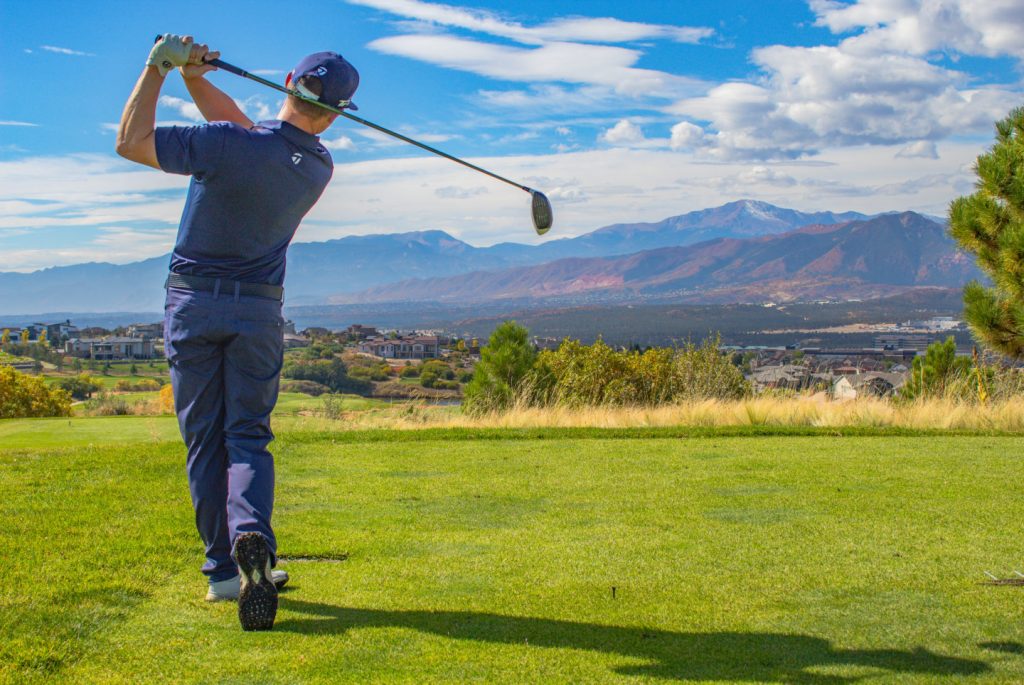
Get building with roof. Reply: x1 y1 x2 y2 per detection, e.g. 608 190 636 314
358 335 440 360
65 337 156 360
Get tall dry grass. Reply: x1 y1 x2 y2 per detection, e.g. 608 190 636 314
290 396 1024 432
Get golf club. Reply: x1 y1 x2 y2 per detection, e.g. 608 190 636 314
157 39 553 234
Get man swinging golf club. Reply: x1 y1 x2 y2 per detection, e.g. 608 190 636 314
116 34 359 631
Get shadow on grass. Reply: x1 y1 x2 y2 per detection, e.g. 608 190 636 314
277 599 989 683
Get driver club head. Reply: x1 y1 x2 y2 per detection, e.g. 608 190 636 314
531 190 553 235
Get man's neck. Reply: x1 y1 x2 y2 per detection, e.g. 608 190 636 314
277 105 321 135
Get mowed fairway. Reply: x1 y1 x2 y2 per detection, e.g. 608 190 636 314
2 422 1023 683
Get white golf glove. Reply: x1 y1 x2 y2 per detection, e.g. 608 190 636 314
147 34 193 77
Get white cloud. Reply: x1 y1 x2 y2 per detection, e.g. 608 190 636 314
158 96 204 123
601 119 645 145
0 121 39 127
811 0 1024 59
350 0 708 102
670 121 707 151
346 0 712 45
371 34 693 98
234 96 279 122
322 135 356 151
896 140 939 159
669 38 1021 160
435 185 488 199
39 45 95 57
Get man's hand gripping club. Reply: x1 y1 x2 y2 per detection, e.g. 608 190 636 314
147 33 195 77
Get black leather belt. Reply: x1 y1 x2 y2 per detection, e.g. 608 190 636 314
164 273 284 301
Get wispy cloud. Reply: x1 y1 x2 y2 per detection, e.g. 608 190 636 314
0 121 39 127
350 0 708 101
39 45 95 57
322 135 356 151
158 96 204 123
347 0 712 45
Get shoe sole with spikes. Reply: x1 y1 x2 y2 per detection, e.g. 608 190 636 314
235 532 277 631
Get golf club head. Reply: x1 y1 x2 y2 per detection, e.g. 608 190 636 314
531 190 553 235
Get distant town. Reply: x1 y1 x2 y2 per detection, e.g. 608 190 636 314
0 313 978 402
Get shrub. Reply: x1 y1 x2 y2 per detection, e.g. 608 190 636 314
318 394 345 419
282 358 371 394
399 365 420 378
58 374 102 400
0 365 72 418
86 394 133 416
348 364 390 381
420 360 455 388
159 383 175 414
536 335 748 408
114 378 162 392
463 321 537 414
899 337 973 401
280 379 331 396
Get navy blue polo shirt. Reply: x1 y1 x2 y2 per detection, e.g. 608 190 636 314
155 120 333 286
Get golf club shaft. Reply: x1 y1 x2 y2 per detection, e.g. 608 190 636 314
205 58 535 195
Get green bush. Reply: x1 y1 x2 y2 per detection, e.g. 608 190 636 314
0 365 72 418
899 337 976 401
279 379 331 396
58 374 102 400
114 378 162 392
463 321 538 414
399 365 420 378
348 363 390 382
282 358 371 394
420 360 455 388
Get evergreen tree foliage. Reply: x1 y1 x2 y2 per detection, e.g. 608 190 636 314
949 106 1024 358
899 337 972 400
463 321 537 414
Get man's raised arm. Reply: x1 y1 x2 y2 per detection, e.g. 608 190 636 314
181 56 254 128
116 34 201 169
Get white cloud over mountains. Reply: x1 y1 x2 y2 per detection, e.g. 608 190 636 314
0 142 984 271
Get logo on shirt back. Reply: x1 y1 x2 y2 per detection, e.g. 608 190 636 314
292 152 303 165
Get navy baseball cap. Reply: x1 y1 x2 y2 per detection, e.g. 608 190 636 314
290 52 360 111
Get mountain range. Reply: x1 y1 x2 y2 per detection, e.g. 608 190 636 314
0 200 970 315
347 212 976 304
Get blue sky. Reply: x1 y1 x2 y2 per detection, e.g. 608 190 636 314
1 0 1022 271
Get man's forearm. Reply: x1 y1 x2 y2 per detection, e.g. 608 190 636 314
116 66 164 169
184 76 253 128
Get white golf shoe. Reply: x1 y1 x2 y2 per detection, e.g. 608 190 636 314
205 569 289 602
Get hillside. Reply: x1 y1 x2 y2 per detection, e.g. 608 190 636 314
0 201 904 314
348 213 977 305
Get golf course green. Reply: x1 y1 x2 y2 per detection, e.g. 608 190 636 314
2 418 1022 683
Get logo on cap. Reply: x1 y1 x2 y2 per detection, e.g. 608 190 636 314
292 152 303 165
314 66 328 77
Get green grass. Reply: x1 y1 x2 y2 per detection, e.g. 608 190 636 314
271 392 389 415
2 423 1023 683
42 374 170 389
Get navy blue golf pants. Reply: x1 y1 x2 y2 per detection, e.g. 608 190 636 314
164 285 284 582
